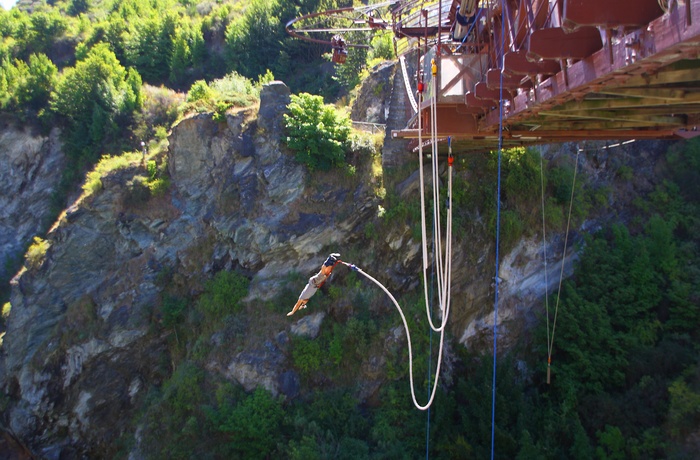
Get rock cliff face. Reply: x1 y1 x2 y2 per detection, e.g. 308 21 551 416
0 121 64 282
0 79 670 457
0 82 384 456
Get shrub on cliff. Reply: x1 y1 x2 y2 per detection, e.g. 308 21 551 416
196 270 250 325
283 92 351 171
180 70 268 121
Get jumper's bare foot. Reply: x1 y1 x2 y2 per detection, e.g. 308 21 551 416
287 310 295 316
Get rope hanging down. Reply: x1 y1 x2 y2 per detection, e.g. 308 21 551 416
346 56 454 412
418 59 454 334
544 148 581 384
339 261 449 411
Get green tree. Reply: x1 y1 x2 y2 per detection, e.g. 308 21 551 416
169 34 190 85
595 425 626 460
16 53 57 110
212 387 284 458
667 375 700 439
68 0 91 16
0 58 24 110
124 11 178 83
224 0 282 80
370 32 395 61
169 20 205 86
26 10 67 57
51 43 141 163
283 92 351 171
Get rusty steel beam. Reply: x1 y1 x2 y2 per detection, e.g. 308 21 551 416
562 0 664 32
486 68 533 90
503 50 561 76
527 26 603 60
482 0 700 133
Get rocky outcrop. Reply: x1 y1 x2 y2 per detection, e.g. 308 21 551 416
350 58 416 170
0 123 64 281
0 74 672 457
0 81 383 456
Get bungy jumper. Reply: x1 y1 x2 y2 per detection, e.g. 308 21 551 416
287 253 341 316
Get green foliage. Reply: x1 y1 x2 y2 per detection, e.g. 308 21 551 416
82 152 140 197
208 387 284 458
186 79 210 102
124 12 178 83
138 361 208 459
161 294 187 329
196 270 250 325
25 10 68 57
667 374 700 439
68 0 90 17
381 190 421 230
51 43 141 168
501 147 541 204
24 236 50 270
547 160 587 221
292 336 323 377
616 164 633 181
224 0 282 80
182 71 259 119
168 20 205 85
596 425 626 460
283 92 351 171
369 32 395 62
490 209 524 252
1 301 11 329
0 53 57 112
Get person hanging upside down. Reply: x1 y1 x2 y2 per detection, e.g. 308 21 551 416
287 253 341 316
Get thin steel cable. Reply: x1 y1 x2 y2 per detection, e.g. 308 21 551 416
547 149 580 361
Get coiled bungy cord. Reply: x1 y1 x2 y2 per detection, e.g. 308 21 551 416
340 261 448 411
344 57 454 411
419 59 454 333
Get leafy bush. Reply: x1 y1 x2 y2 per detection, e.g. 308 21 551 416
163 362 204 420
196 270 250 324
186 80 212 103
161 295 187 329
1 302 10 329
210 387 284 458
292 336 322 377
667 375 700 439
123 176 151 206
25 237 50 270
370 32 396 62
49 42 142 213
181 71 259 120
502 147 541 204
283 92 351 171
82 152 139 197
132 84 184 142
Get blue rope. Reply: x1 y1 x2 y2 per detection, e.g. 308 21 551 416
490 10 506 460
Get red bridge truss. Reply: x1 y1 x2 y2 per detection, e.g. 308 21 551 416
387 0 700 152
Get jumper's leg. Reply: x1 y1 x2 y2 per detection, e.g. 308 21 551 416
287 299 307 316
